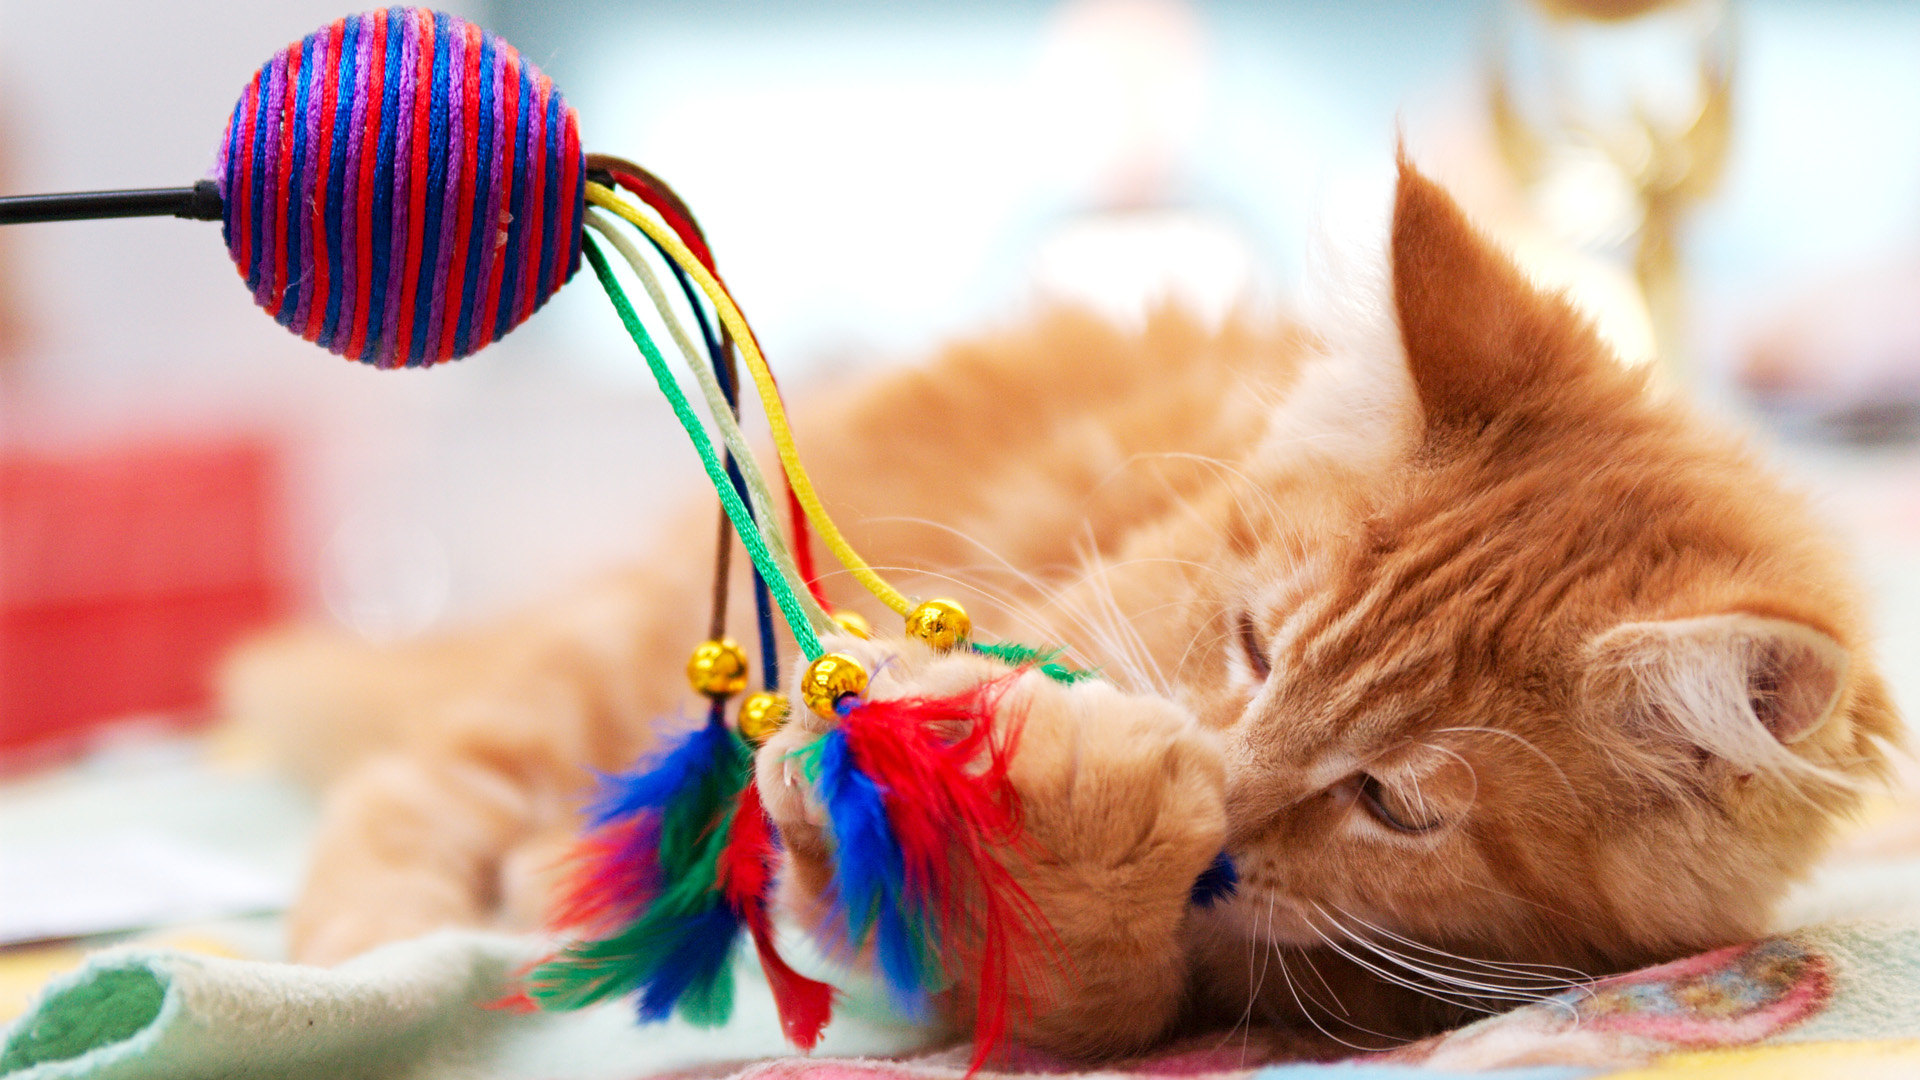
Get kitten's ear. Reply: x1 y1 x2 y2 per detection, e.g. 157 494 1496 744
1587 614 1850 767
1390 153 1608 430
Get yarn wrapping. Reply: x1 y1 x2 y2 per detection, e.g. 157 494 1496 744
216 7 584 367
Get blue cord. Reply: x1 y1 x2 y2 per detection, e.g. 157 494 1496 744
660 244 782 692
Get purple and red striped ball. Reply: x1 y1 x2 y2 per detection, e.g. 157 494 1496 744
216 8 584 368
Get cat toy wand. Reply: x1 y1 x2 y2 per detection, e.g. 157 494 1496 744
0 8 1234 1065
0 182 225 224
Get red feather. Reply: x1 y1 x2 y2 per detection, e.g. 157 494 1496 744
840 677 1057 1070
716 780 773 904
546 815 661 936
720 781 836 1050
482 989 539 1013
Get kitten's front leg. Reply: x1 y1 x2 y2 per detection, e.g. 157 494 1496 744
757 639 1227 1058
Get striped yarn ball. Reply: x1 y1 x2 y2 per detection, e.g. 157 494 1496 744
216 8 584 368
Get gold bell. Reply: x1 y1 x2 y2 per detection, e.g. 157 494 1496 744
832 610 873 639
801 652 869 719
736 691 790 745
905 598 971 651
686 638 750 699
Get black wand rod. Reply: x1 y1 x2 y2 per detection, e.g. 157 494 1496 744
0 180 223 225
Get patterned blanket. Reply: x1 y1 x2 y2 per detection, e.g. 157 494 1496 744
5 919 1919 1080
748 921 1920 1080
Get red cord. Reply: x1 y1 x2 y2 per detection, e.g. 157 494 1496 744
607 166 716 273
787 483 833 611
601 163 830 613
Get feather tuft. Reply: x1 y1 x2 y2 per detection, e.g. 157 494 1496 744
547 815 663 936
970 641 1099 685
805 727 933 1017
722 781 837 1049
1189 851 1238 908
800 677 1057 1069
528 707 752 1025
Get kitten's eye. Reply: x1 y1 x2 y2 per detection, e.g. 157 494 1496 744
1238 610 1272 680
1357 774 1444 834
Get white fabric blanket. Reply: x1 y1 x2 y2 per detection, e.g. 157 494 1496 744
0 931 934 1080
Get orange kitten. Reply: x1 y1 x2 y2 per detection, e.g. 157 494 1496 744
226 157 1898 1057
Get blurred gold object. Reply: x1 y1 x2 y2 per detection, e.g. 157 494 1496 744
1490 0 1731 379
1535 0 1683 21
832 610 873 639
686 638 750 699
737 691 790 745
905 598 972 652
801 652 869 719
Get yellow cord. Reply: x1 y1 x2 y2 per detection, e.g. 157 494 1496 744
587 182 914 618
583 209 834 633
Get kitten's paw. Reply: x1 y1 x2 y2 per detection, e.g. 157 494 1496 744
754 635 1005 869
753 635 1225 1052
290 868 483 966
999 674 1228 908
755 635 1226 907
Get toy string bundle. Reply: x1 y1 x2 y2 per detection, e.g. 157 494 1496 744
0 7 1236 1064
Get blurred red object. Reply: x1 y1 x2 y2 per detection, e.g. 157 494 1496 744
0 438 289 764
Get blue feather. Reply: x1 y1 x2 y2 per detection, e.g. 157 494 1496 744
635 904 743 1025
871 904 927 1018
532 707 752 1026
812 730 897 940
811 729 929 1017
588 713 735 827
1190 851 1239 908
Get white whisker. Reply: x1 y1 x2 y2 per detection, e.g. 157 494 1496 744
1330 925 1564 1004
1170 619 1237 692
1430 726 1582 807
1313 905 1585 1022
1302 908 1514 1016
1330 905 1592 987
1079 545 1168 695
1271 940 1379 1053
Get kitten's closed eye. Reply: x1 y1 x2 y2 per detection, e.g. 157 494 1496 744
1356 774 1445 834
1238 610 1272 680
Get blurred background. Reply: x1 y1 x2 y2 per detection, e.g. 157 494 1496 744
2 0 1919 1013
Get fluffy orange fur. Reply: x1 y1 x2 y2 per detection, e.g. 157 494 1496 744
224 159 1899 1057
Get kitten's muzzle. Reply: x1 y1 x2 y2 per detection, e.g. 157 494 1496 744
1215 884 1331 947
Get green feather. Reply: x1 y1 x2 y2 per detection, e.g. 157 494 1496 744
529 726 753 1018
970 641 1101 685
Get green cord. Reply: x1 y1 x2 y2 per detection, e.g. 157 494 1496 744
589 225 1094 683
583 211 832 633
584 234 824 661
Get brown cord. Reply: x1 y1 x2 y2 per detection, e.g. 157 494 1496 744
584 153 708 248
589 154 747 651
